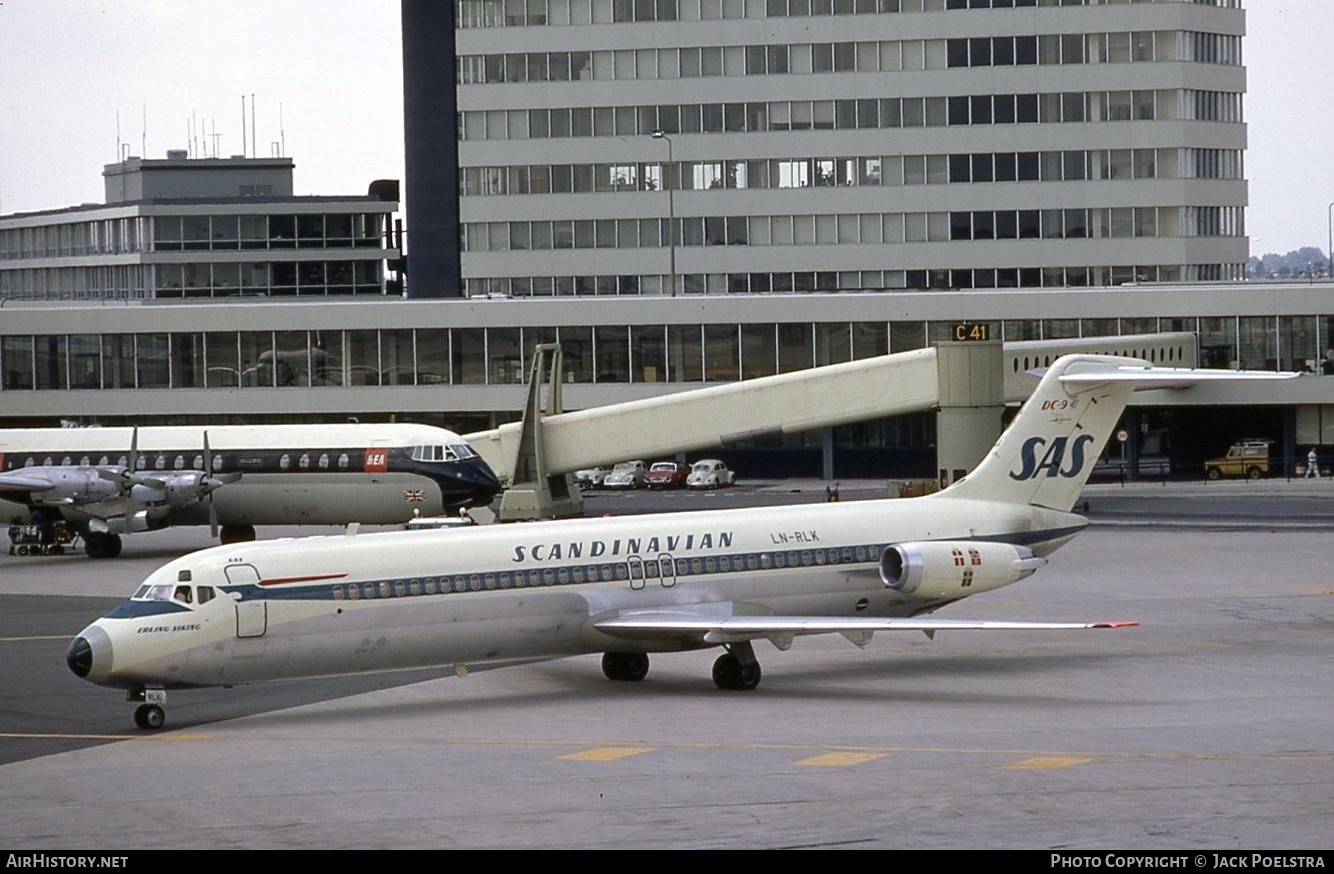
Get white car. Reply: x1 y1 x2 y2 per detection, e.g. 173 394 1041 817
602 460 647 489
687 459 735 489
573 467 611 488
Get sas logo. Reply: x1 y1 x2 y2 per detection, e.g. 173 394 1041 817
1008 434 1096 481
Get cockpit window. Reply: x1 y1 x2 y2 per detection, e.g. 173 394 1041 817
411 444 476 463
138 584 213 605
410 445 438 462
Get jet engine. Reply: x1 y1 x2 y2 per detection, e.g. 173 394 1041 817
879 540 1047 600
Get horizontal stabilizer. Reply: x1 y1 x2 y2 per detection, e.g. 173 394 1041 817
1057 364 1301 390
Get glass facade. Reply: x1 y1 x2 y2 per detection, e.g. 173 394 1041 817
6 314 1325 395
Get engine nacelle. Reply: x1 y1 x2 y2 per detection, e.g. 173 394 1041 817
28 468 123 506
879 540 1046 600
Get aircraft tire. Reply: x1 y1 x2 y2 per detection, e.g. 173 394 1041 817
133 704 166 730
712 652 761 691
84 533 122 560
220 525 257 545
601 652 649 682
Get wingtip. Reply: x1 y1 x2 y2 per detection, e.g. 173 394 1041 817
1091 621 1139 629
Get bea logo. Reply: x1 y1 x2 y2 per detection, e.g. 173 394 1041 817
1008 434 1095 481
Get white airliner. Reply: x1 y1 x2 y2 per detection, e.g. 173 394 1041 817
0 423 501 558
65 355 1295 729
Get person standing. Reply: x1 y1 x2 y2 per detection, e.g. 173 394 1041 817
1306 447 1321 479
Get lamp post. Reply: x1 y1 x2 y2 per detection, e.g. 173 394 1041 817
1327 201 1333 280
651 130 676 297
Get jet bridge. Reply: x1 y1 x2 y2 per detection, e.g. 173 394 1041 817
464 333 1195 520
466 344 954 505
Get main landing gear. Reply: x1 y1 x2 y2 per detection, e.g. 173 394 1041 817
601 642 763 691
83 531 122 559
219 524 256 545
711 643 762 691
130 688 167 730
601 651 649 682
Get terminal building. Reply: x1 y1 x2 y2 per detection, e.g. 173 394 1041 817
0 152 400 302
4 282 1334 480
413 0 1248 297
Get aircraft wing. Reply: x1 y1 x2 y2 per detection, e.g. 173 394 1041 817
594 611 1136 650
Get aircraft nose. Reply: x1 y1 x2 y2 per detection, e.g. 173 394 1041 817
66 636 93 678
462 459 502 503
66 624 112 683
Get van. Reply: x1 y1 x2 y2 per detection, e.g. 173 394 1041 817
1203 439 1273 480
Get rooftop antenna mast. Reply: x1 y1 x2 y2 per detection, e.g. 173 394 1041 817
280 102 286 157
250 93 256 159
141 103 147 159
241 95 247 158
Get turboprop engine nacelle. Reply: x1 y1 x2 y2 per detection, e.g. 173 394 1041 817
880 540 1047 600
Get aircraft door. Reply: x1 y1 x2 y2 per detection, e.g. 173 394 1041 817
658 553 676 588
628 556 646 591
224 563 268 639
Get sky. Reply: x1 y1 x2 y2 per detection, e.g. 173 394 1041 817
0 1 1331 258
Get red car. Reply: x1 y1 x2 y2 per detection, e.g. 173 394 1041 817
643 461 689 489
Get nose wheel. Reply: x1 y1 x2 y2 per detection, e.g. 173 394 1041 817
130 688 168 730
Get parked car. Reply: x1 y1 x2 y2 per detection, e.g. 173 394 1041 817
643 461 689 489
687 459 735 489
602 460 647 489
1090 453 1172 480
573 467 611 488
1203 438 1273 480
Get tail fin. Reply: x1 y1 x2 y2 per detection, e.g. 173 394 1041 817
941 354 1146 512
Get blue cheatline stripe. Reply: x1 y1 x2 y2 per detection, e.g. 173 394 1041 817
103 600 194 620
211 526 1082 606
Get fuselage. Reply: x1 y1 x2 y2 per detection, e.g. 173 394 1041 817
0 423 501 527
66 495 1086 691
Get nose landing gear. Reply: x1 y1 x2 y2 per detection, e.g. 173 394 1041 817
129 688 168 730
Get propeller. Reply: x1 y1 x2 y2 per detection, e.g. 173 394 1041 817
95 427 163 492
200 431 240 537
205 431 218 538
